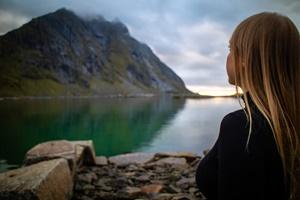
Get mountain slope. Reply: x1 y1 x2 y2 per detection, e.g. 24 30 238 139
0 8 196 97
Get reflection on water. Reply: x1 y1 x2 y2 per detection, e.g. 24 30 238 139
0 96 242 171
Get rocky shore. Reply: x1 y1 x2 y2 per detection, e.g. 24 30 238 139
73 152 207 200
0 140 208 200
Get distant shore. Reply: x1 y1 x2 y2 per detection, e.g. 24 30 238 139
0 93 238 101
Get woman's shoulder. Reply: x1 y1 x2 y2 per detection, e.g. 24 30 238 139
219 108 274 151
221 107 270 132
221 109 248 129
218 109 249 141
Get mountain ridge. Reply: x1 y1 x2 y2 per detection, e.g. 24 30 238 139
0 8 197 97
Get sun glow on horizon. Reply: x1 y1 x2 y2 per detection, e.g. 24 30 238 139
186 85 243 96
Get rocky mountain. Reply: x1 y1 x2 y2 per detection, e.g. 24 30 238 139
0 8 196 97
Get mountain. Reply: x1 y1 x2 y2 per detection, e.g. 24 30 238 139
0 8 197 97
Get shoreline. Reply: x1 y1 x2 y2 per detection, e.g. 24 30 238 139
0 140 209 200
72 151 206 200
0 93 237 101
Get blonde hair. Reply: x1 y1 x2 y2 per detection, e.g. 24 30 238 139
230 12 300 200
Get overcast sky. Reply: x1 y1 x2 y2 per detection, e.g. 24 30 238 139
0 0 299 95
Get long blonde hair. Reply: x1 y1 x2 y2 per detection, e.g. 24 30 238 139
230 12 300 200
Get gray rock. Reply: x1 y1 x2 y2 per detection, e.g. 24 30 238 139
108 152 155 166
151 157 187 166
95 156 108 165
176 177 195 188
77 172 97 183
165 184 182 193
72 151 207 200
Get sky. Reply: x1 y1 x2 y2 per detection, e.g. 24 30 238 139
0 0 299 96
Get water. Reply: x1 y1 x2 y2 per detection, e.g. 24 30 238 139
0 95 242 172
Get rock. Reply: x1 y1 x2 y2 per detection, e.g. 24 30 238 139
155 152 200 163
0 158 72 200
156 193 174 200
71 140 96 166
171 193 196 200
141 184 164 193
115 176 128 187
176 177 195 188
24 140 75 167
108 152 155 166
101 185 113 192
165 184 182 193
124 172 136 177
188 187 199 194
124 186 142 198
151 157 187 166
134 174 151 182
126 164 140 171
81 184 95 190
24 140 96 176
95 156 108 165
77 172 97 184
72 151 206 200
79 195 94 200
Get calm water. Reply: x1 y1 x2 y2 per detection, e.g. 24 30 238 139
0 95 242 172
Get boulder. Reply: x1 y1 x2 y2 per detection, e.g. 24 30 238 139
23 140 96 176
0 158 72 200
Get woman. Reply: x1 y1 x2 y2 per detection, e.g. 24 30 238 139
195 12 300 200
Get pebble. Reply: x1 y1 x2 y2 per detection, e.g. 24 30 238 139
72 151 208 200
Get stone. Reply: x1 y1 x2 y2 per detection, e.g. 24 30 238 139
0 158 72 200
188 187 199 194
79 195 93 200
71 140 96 166
24 140 74 167
124 186 142 198
171 193 196 200
176 177 195 188
24 140 96 176
165 184 182 193
95 156 108 166
151 157 187 166
72 151 205 200
155 152 201 162
77 172 97 184
108 152 155 166
134 174 151 182
94 178 110 187
156 193 174 200
124 172 136 177
82 184 95 190
141 184 164 193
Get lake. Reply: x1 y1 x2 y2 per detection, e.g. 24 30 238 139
0 95 242 172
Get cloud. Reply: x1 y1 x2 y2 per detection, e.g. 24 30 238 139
0 9 30 35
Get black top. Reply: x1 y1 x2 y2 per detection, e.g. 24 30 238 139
195 92 290 200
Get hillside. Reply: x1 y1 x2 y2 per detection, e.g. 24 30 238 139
0 8 196 97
